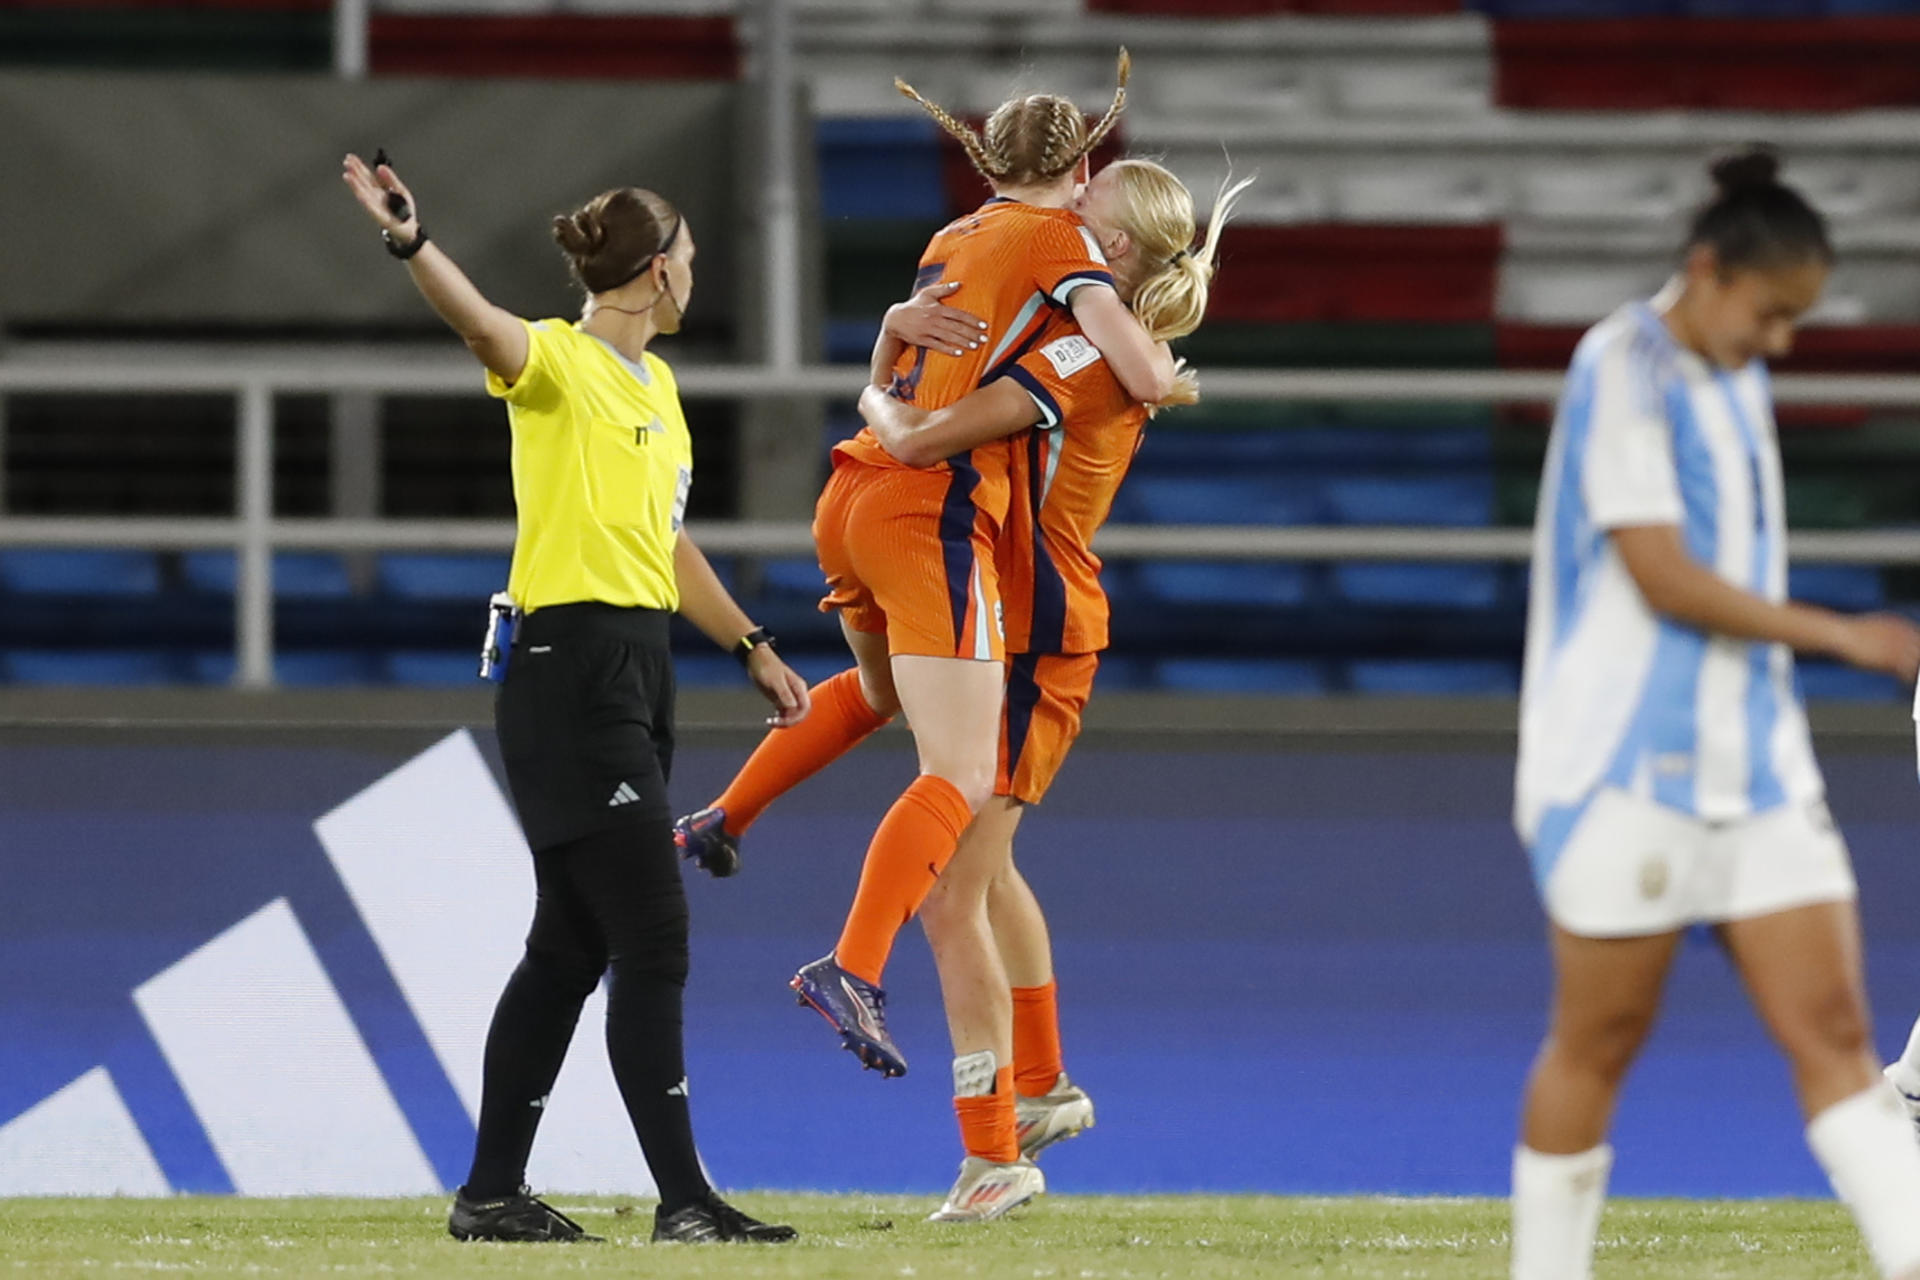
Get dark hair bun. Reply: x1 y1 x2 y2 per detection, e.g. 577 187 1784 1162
550 210 604 256
1710 145 1781 193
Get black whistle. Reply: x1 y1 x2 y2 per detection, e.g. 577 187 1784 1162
372 148 412 222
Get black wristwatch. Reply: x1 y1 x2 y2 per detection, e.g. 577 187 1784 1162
734 625 775 667
383 225 429 260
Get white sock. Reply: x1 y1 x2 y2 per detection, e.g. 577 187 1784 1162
1893 1015 1920 1095
1808 1083 1920 1278
1511 1144 1612 1280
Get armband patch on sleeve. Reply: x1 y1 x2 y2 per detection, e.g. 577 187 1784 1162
1040 335 1104 380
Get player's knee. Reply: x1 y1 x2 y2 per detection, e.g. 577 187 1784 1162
858 669 901 719
1556 1007 1656 1082
523 944 604 1000
1784 985 1871 1063
930 763 994 814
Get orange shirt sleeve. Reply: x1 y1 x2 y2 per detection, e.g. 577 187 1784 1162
1024 219 1118 308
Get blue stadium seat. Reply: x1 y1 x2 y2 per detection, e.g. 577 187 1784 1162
189 650 374 687
0 549 161 597
181 551 354 600
1347 659 1519 695
1797 662 1902 702
827 319 881 364
1135 427 1491 473
1321 475 1494 527
1154 658 1328 695
817 118 947 221
673 653 741 688
375 554 511 603
1126 475 1322 525
381 651 481 687
3 650 176 685
759 558 828 599
1788 565 1884 613
1134 562 1314 608
1329 562 1504 610
1092 655 1155 691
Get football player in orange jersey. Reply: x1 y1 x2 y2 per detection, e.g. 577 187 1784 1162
674 58 1181 1218
855 160 1247 1213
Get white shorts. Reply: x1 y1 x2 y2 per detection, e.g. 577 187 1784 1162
1539 787 1857 939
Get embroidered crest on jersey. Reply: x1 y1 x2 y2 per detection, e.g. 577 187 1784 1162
1041 335 1103 380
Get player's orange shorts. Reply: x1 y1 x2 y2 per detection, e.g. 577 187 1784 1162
996 651 1099 804
813 454 1005 663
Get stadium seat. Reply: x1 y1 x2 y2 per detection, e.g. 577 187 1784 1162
1797 661 1902 701
673 652 741 687
374 554 511 603
380 651 482 687
1346 658 1519 694
1092 654 1156 691
1154 658 1329 694
2 650 177 686
1127 474 1323 525
1788 565 1885 612
181 551 354 600
1134 562 1315 609
1329 562 1506 609
817 118 947 221
0 549 161 597
1321 475 1495 527
189 650 375 687
758 558 829 599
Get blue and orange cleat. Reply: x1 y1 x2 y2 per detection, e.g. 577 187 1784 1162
673 807 740 878
790 954 907 1077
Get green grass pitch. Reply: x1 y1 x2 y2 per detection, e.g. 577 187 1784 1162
0 1194 1875 1278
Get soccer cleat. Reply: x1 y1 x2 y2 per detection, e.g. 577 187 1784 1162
447 1186 602 1242
791 954 908 1077
1015 1073 1096 1160
652 1193 798 1243
673 807 741 878
926 1156 1045 1223
1886 1065 1920 1141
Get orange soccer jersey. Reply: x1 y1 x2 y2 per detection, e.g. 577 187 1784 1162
993 315 1150 803
833 198 1117 531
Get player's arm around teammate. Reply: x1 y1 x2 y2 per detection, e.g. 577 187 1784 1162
342 154 805 1245
1511 148 1920 1280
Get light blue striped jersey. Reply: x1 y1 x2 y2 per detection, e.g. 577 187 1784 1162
1515 291 1821 850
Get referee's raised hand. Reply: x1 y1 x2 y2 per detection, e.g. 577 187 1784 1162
341 152 420 240
748 647 811 728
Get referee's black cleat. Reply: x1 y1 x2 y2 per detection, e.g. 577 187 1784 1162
673 806 741 878
447 1186 603 1242
652 1193 798 1243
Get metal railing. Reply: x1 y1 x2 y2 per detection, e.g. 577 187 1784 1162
6 347 1920 687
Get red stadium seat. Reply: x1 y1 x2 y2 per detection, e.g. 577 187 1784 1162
1495 19 1920 110
1209 225 1503 324
370 14 737 80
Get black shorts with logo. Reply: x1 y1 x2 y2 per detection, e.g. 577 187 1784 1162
494 602 676 853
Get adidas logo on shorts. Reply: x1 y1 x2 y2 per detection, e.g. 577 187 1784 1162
607 782 641 808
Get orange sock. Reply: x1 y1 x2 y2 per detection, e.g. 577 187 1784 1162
954 1066 1018 1164
1011 981 1064 1096
833 774 973 984
713 669 890 836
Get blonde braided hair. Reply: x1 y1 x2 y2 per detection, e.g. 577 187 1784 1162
895 48 1131 189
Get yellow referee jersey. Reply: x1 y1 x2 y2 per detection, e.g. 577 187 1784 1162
486 318 693 614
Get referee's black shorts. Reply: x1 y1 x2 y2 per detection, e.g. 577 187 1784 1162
494 601 676 853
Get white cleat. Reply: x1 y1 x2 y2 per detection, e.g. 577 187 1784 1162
1886 1065 1920 1141
926 1156 1045 1223
1016 1073 1096 1160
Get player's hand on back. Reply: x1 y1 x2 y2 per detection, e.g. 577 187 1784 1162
884 281 986 358
1830 612 1920 682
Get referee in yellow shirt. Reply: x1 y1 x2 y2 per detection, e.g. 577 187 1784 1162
344 154 808 1245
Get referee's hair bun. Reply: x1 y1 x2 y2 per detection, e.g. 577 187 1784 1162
551 209 606 256
1709 145 1781 193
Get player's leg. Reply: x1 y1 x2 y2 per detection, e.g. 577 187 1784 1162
1722 900 1920 1279
793 652 1003 1077
1886 1012 1920 1138
920 794 1045 1220
676 473 900 873
452 843 608 1242
990 858 1094 1156
1512 925 1679 1280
